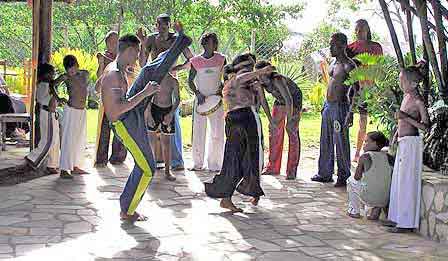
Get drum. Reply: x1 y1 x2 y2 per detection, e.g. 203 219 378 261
196 95 222 116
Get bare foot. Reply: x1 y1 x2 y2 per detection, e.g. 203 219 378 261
165 171 176 181
46 168 59 174
250 197 260 206
347 213 361 219
220 199 243 213
73 167 89 175
120 212 148 222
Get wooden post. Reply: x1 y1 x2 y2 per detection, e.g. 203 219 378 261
30 0 41 151
430 0 448 100
404 0 417 64
379 0 405 67
251 30 256 55
413 0 444 98
38 0 53 64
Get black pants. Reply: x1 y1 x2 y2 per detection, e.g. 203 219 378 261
95 110 127 165
205 107 265 198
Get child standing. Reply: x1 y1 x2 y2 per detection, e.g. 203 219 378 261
347 131 393 219
26 63 64 173
59 55 89 179
386 63 430 233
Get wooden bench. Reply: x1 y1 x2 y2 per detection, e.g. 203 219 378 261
0 113 30 151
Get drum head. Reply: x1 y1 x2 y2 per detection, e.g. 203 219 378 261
197 95 222 116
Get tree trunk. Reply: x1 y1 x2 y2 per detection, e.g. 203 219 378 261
422 39 431 106
405 0 417 64
391 0 409 42
430 0 448 100
38 0 52 64
413 0 444 99
379 0 405 67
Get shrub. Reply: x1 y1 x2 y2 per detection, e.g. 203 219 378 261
307 81 326 112
4 66 28 94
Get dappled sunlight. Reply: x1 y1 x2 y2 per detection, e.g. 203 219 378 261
261 175 284 190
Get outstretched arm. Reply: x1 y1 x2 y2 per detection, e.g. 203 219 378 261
236 65 273 85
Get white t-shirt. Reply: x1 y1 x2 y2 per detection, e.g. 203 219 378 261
36 82 52 106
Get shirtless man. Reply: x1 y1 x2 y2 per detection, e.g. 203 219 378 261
59 55 89 179
147 70 180 181
94 31 128 167
387 63 429 233
311 33 357 187
137 13 193 171
256 60 303 180
204 53 273 212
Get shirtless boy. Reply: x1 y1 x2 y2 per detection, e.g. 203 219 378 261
147 70 180 181
137 14 193 170
59 55 89 179
255 60 303 180
95 31 128 167
311 33 357 187
386 63 429 233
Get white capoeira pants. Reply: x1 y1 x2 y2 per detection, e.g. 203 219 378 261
192 105 225 171
60 105 87 172
26 109 60 168
347 177 371 216
388 136 423 229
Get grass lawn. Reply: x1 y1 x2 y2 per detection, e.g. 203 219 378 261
86 109 377 150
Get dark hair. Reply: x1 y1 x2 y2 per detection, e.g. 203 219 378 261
105 31 118 43
332 32 348 46
367 131 389 149
255 60 271 70
223 64 234 82
37 63 55 79
232 53 256 67
356 19 372 41
63 55 78 70
402 61 426 84
118 34 140 53
200 32 219 47
157 13 171 23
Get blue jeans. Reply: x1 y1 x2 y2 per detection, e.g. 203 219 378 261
171 107 184 168
317 101 351 182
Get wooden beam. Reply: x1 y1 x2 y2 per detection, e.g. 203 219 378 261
38 0 53 64
379 0 405 67
413 0 444 99
29 0 40 150
430 0 448 98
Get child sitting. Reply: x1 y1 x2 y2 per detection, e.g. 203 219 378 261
347 131 394 220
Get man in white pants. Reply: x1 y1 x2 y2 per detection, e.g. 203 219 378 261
26 63 62 173
188 32 226 172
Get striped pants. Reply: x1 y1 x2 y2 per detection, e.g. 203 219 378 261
113 31 192 215
113 108 155 215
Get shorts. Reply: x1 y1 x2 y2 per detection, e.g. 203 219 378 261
358 101 368 115
147 104 175 135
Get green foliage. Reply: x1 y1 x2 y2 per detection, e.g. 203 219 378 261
345 53 386 86
345 53 402 137
4 67 28 95
52 48 98 83
298 21 339 61
307 81 327 112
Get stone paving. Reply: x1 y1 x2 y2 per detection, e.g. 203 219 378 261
0 149 447 260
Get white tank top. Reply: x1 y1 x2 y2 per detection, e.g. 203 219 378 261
360 151 393 207
36 82 52 106
190 52 226 97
